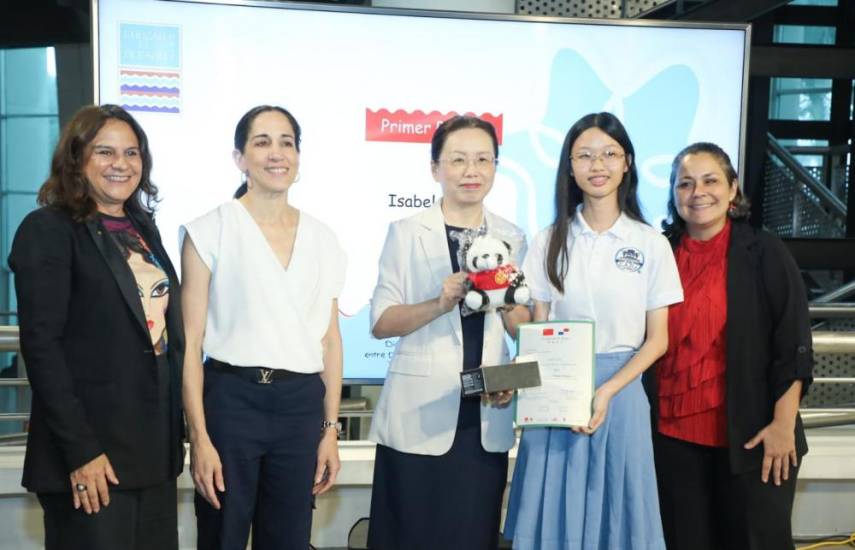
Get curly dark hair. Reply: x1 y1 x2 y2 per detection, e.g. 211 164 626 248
661 142 750 239
37 104 158 221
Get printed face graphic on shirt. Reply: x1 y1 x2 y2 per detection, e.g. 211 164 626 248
127 250 170 353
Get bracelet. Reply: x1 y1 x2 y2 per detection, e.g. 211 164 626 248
321 420 342 436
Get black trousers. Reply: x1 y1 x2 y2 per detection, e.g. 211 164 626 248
653 431 799 550
38 478 178 550
195 362 325 550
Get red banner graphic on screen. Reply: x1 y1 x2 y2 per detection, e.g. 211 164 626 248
366 109 503 144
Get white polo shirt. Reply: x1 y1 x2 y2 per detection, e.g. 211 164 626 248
523 207 683 353
181 200 345 372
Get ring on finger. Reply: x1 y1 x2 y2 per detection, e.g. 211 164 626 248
75 483 87 492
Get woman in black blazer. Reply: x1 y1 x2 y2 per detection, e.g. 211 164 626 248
8 105 184 550
650 142 813 550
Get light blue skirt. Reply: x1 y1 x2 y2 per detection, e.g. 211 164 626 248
504 351 666 550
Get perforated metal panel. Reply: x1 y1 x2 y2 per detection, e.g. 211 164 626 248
516 0 672 18
763 153 846 239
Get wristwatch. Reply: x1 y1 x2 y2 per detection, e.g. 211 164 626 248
321 420 342 436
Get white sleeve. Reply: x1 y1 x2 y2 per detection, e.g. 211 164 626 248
179 208 221 272
325 229 347 299
511 229 527 267
369 221 408 333
646 233 684 310
521 229 551 303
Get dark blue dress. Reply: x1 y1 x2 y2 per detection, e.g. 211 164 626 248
367 225 509 550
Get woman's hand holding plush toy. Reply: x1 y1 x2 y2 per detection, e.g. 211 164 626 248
438 272 469 313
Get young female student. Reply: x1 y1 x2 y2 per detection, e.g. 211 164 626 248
181 105 344 549
503 112 683 550
367 115 529 550
653 142 812 550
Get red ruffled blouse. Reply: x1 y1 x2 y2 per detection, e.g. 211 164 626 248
657 221 731 447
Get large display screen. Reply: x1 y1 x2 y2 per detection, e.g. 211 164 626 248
95 0 748 382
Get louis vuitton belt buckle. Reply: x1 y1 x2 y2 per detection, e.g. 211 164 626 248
257 368 274 384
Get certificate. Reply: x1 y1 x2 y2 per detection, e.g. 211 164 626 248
515 321 595 428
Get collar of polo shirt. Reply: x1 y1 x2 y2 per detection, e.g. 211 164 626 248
571 204 632 240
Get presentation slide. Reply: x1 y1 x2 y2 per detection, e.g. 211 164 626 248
96 0 747 381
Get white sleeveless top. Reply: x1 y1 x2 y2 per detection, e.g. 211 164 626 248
181 200 346 373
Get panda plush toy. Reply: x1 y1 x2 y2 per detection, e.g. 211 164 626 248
461 234 530 312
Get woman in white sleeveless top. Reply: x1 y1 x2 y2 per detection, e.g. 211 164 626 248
180 105 345 550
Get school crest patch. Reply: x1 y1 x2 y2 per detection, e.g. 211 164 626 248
615 247 644 273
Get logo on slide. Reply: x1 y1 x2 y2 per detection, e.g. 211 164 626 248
118 23 181 114
365 109 503 143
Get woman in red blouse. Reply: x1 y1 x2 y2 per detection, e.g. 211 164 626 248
653 142 813 550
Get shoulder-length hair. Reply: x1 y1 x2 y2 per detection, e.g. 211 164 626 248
37 104 157 222
545 112 645 293
661 142 750 240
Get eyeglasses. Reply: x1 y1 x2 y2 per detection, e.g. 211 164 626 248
439 154 498 171
570 149 626 168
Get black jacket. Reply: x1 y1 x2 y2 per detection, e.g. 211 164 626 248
648 221 813 474
9 206 185 493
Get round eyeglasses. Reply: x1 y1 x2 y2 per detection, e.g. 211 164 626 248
570 149 626 168
439 154 498 171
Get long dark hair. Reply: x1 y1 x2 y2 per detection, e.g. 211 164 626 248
37 104 157 222
430 115 499 162
545 112 644 293
232 105 302 198
661 142 750 240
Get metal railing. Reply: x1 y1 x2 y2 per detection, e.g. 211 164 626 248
813 283 855 305
784 144 850 205
1 317 854 430
763 134 847 239
0 325 19 352
810 302 855 316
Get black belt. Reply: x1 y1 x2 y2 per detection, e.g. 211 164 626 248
206 358 311 384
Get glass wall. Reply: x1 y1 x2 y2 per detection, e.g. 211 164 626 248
789 0 838 5
779 138 830 168
0 47 59 435
773 24 836 45
769 77 833 121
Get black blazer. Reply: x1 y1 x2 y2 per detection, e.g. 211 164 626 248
9 206 185 493
648 221 813 475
